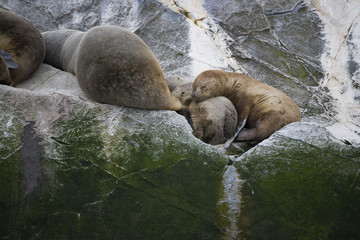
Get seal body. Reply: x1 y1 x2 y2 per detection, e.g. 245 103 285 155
170 81 238 145
42 26 182 110
42 29 84 74
0 55 10 84
0 9 45 86
189 96 237 145
192 70 301 146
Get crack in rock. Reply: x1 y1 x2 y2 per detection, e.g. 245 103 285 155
263 1 306 15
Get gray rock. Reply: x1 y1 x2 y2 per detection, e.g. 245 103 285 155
233 122 360 239
1 65 229 239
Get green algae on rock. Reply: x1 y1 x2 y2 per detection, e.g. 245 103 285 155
0 85 228 239
234 122 360 239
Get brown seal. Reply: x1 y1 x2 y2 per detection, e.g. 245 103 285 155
171 82 193 109
170 82 238 145
192 70 301 147
189 96 238 145
42 26 182 110
165 75 186 92
0 9 45 86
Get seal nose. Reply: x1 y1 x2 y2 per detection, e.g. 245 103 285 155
191 92 195 98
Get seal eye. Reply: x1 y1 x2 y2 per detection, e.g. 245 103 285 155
200 85 206 90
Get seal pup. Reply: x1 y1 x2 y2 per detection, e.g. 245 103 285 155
0 8 45 86
192 70 301 147
165 75 186 92
171 82 193 109
42 26 182 110
189 96 238 145
170 82 238 145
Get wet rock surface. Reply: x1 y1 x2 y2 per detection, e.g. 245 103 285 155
235 122 360 239
0 80 227 239
0 0 360 239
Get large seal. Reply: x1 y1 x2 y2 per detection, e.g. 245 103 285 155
42 26 182 110
192 70 301 147
0 8 45 86
189 96 238 145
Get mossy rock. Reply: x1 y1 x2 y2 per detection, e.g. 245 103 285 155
234 123 360 239
0 85 229 239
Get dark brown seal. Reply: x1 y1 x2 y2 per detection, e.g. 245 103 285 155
0 9 45 86
192 70 301 147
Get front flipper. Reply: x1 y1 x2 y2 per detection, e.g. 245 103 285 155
224 118 247 148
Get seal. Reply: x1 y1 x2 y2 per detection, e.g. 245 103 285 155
165 75 186 92
0 8 46 86
170 81 195 125
0 55 10 84
42 29 84 74
192 70 301 147
42 26 182 110
171 82 193 109
170 81 238 145
189 96 238 145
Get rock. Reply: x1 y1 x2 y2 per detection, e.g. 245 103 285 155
0 65 229 239
234 122 360 239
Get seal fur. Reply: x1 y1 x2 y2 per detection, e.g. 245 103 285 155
189 96 238 145
0 55 10 84
0 9 45 86
42 26 182 110
192 70 301 147
171 82 193 109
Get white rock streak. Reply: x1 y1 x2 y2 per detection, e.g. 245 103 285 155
219 165 243 240
311 0 360 144
156 2 246 237
159 0 247 79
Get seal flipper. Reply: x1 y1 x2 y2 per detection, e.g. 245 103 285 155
0 49 19 69
224 118 247 148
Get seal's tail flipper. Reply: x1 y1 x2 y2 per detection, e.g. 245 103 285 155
224 118 247 148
